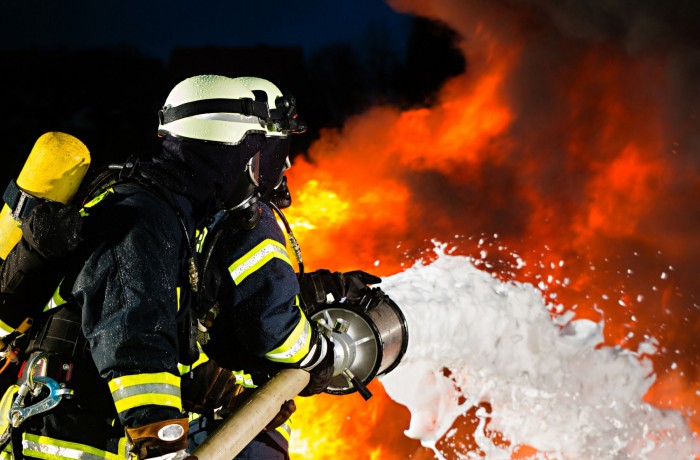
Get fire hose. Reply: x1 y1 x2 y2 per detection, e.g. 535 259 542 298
191 368 309 459
193 289 409 460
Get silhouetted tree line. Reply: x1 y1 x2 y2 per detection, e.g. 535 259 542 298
0 17 464 189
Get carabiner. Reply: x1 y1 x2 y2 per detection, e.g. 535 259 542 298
8 352 73 427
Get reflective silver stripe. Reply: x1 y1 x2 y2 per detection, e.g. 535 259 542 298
265 320 311 362
111 382 180 402
231 370 257 388
229 241 291 285
22 434 121 460
275 420 292 441
299 333 328 371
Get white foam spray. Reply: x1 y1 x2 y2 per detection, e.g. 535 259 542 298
379 246 699 459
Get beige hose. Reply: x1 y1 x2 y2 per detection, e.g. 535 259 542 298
191 368 310 460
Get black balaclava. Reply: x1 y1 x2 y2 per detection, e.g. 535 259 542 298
138 133 265 222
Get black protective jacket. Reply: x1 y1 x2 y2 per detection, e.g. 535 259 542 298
200 202 310 377
0 134 261 458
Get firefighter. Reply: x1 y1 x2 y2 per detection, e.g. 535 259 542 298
182 77 382 460
0 74 284 459
182 76 331 459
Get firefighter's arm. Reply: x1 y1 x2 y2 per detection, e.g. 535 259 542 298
262 304 335 396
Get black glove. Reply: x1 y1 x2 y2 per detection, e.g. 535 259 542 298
181 359 246 419
20 201 83 259
182 359 295 431
299 269 381 313
299 331 335 396
263 399 296 431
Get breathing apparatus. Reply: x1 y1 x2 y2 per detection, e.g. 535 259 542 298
0 133 91 260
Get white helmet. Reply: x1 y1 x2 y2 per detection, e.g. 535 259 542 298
157 75 270 145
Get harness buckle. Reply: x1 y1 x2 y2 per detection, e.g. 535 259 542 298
8 352 74 427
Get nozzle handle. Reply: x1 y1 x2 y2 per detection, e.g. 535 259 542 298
344 369 372 401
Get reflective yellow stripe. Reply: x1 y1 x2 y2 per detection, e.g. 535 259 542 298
117 437 132 459
228 239 292 285
0 320 14 338
0 385 19 437
83 189 112 209
0 318 33 337
22 432 123 460
178 345 210 375
275 418 293 442
195 227 208 253
265 307 312 364
45 284 66 311
231 370 257 388
176 287 181 312
108 372 182 414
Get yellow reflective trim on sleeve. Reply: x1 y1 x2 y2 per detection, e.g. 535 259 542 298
275 418 293 442
228 239 292 285
108 372 181 390
178 344 210 375
22 432 123 460
112 393 182 415
117 436 134 459
109 372 182 414
264 308 312 364
231 370 257 388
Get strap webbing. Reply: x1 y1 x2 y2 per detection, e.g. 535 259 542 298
2 179 45 220
159 98 269 125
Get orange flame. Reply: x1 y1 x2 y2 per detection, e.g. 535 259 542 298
284 1 700 458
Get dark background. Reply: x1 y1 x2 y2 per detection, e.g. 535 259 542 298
0 1 465 190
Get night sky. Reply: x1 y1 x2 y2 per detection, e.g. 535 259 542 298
0 0 412 60
0 1 458 188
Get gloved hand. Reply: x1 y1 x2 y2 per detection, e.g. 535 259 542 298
299 331 335 396
299 269 381 313
263 399 296 431
181 359 246 419
213 389 297 432
125 418 191 459
20 201 83 259
182 360 295 431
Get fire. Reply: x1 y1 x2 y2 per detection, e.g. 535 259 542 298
283 0 700 458
289 382 421 459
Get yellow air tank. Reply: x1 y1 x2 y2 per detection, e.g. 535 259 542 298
0 132 91 259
